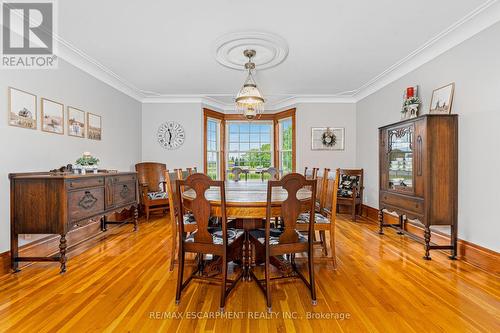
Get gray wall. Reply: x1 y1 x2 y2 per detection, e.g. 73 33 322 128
356 22 500 251
0 59 142 253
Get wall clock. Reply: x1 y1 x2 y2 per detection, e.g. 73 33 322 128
157 121 185 150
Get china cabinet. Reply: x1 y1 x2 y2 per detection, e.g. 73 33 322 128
378 114 458 260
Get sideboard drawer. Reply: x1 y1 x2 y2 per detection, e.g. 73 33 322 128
68 188 105 221
66 177 104 190
113 181 136 206
381 192 424 215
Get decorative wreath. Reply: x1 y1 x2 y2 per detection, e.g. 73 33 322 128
321 129 336 147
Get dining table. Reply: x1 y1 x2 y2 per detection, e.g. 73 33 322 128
182 180 313 278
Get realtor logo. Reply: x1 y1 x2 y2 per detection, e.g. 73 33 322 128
1 0 57 68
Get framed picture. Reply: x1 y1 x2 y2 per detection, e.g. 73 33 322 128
311 127 345 150
41 98 64 134
429 83 455 114
67 106 85 138
8 87 37 130
87 113 102 140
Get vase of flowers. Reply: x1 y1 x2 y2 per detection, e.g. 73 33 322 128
74 152 100 174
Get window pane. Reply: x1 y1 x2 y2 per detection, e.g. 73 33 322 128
229 143 238 151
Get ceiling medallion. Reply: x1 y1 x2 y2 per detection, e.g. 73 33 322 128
214 31 288 70
235 49 265 120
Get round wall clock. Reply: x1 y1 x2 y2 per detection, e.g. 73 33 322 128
157 121 185 150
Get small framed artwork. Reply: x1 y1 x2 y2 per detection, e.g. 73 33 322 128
41 98 64 134
87 113 102 140
8 87 37 130
67 106 85 138
429 83 455 114
311 127 345 150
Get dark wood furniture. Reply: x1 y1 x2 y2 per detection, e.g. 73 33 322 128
135 162 168 220
249 173 317 311
378 114 458 260
9 172 139 273
297 168 340 265
175 173 245 311
304 167 318 180
166 169 198 271
337 169 364 221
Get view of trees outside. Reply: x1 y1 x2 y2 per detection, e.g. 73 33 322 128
206 119 219 179
227 122 272 180
280 118 293 174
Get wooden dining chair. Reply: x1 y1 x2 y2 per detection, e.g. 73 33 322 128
165 169 199 271
337 169 364 221
261 167 279 181
229 167 245 182
249 173 317 311
135 162 169 220
304 167 318 180
297 169 340 266
175 173 245 311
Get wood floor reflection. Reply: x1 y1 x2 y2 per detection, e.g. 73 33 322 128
0 214 498 333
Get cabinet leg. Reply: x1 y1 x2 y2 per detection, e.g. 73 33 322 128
11 233 20 273
423 226 431 260
449 224 458 260
378 210 384 235
101 215 108 232
133 205 139 231
59 234 67 273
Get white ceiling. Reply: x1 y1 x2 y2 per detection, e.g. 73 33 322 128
57 0 498 106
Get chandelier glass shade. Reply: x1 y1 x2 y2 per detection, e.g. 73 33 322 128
235 50 265 120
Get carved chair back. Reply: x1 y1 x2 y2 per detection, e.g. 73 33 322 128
266 173 316 245
177 173 227 245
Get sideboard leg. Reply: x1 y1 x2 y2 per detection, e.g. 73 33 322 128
397 215 404 235
11 233 20 273
378 209 384 235
423 226 431 260
133 205 139 231
101 215 108 232
449 224 458 260
59 234 67 273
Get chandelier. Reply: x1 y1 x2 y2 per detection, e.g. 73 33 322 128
235 49 265 120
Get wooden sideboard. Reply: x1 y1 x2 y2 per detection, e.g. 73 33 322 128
9 172 139 273
378 114 458 260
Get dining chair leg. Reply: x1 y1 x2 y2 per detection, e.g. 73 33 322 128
265 251 271 312
330 226 337 268
169 222 177 271
175 249 185 305
319 230 328 256
351 201 356 221
146 206 150 221
220 254 228 311
308 248 317 305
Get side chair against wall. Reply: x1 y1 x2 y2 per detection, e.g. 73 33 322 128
175 173 245 311
337 169 364 221
297 169 340 267
135 162 169 220
249 173 317 311
165 169 198 271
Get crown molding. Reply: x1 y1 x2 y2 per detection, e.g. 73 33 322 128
49 1 500 105
55 38 145 102
354 0 500 101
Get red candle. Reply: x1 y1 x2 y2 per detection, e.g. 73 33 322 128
406 87 414 98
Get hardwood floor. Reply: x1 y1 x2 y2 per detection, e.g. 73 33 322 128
0 215 498 333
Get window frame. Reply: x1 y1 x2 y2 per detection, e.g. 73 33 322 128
203 108 296 179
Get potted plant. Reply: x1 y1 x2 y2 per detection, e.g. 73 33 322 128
74 152 100 174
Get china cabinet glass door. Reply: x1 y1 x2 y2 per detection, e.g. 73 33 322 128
387 126 413 192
